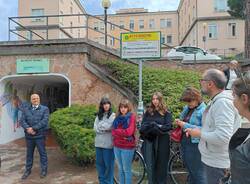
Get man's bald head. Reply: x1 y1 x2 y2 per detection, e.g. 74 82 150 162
203 69 227 89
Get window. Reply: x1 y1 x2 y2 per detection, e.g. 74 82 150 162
167 35 172 44
214 0 228 12
70 6 73 14
26 31 32 40
208 24 218 39
94 22 98 30
228 23 236 37
78 12 81 23
110 24 115 31
70 22 73 33
110 37 115 46
139 20 144 29
160 19 171 28
130 20 134 30
60 11 63 26
100 22 104 31
167 19 172 28
149 19 155 29
161 34 165 44
31 9 44 22
160 19 166 28
120 21 125 29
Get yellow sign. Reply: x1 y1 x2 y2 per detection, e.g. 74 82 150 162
120 31 161 59
121 32 160 42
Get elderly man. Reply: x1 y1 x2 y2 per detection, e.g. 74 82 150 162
20 93 49 179
223 60 241 90
186 69 241 184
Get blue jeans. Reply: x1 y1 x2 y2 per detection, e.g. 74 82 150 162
203 163 228 184
114 147 135 184
181 136 206 184
25 137 48 172
95 147 114 184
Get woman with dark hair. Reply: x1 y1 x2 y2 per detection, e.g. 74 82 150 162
175 87 206 184
112 99 136 184
140 92 172 184
225 76 250 184
94 97 116 184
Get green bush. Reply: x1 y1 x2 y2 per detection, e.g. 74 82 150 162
97 60 201 118
50 104 96 165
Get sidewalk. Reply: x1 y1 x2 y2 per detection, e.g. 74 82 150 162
0 135 98 184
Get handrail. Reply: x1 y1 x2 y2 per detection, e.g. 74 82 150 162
8 13 173 50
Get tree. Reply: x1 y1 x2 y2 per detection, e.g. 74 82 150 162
227 0 245 19
228 0 250 59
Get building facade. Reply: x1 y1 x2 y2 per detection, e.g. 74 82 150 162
17 0 245 57
18 0 87 40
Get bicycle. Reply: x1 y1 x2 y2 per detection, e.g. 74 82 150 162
114 139 188 184
168 141 189 184
113 138 146 184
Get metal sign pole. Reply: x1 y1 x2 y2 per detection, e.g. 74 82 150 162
137 59 144 118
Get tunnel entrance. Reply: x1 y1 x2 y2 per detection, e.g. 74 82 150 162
0 74 71 144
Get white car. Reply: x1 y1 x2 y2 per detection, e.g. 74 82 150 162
166 46 222 61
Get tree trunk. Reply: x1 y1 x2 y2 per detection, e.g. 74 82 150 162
245 0 250 59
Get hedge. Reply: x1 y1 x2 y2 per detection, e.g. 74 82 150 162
97 60 201 118
50 105 96 165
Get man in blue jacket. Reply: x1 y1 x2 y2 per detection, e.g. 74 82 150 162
20 93 49 179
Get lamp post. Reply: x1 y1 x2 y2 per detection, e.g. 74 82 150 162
202 22 207 50
101 0 111 47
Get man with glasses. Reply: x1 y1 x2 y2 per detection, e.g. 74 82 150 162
186 69 241 184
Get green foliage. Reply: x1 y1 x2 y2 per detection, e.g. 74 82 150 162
228 0 245 19
50 105 96 165
98 60 201 118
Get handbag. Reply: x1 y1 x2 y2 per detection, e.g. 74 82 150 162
170 126 182 142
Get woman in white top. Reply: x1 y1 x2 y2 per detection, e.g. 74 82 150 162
94 97 116 184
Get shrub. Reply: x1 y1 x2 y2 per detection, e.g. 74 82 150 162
50 104 96 165
97 60 201 118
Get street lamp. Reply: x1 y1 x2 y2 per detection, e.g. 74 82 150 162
101 0 111 47
202 22 207 50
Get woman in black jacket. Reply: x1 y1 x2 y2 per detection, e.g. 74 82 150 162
140 92 172 184
226 75 250 184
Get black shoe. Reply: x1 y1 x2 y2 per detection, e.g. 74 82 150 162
40 170 47 178
21 170 31 180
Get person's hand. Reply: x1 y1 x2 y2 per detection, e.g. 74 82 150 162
175 119 185 128
26 127 36 135
185 128 201 137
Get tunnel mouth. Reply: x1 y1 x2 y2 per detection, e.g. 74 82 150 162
0 73 71 144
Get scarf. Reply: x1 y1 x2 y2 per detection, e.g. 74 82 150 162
113 112 132 129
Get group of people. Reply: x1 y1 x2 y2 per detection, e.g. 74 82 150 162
94 67 250 184
18 63 250 184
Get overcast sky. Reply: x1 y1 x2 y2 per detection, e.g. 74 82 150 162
0 0 180 41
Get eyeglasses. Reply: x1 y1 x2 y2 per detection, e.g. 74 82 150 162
199 79 211 83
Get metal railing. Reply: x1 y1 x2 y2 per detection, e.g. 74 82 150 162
8 13 172 54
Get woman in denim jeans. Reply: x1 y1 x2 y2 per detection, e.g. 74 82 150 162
175 87 206 184
112 99 136 184
94 97 116 184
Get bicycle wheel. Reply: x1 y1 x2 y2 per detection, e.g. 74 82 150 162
114 150 146 184
168 151 188 184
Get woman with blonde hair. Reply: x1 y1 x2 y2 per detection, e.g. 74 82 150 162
112 99 136 184
140 92 172 184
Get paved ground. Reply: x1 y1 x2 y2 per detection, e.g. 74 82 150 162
0 135 98 184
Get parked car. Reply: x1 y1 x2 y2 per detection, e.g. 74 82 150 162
166 46 222 61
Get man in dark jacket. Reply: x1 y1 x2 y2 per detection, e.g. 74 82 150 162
20 93 49 179
223 60 241 90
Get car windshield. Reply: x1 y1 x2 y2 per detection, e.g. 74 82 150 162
176 47 204 54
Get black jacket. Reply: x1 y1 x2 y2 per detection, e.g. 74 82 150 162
229 128 250 184
140 110 172 141
223 68 240 88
